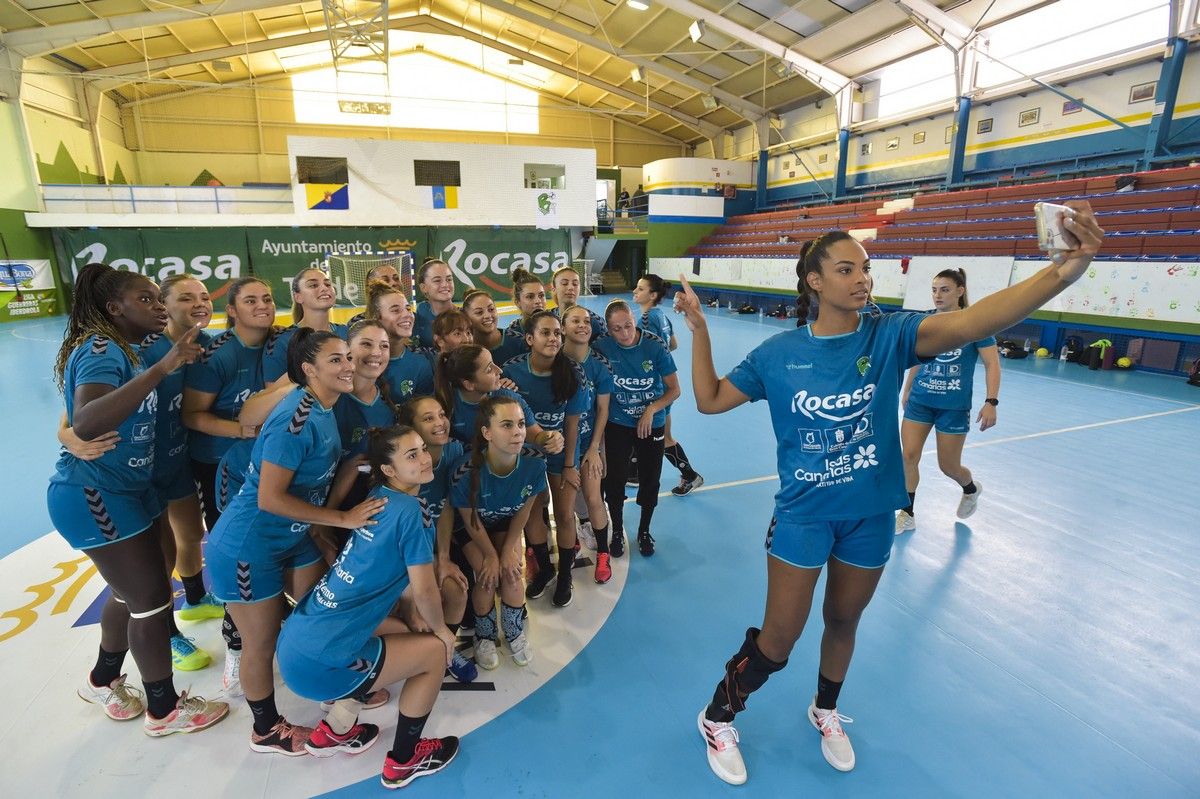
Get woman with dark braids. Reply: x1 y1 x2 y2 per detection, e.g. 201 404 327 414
676 206 1104 785
633 273 704 497
48 262 228 735
207 329 388 756
277 425 462 788
448 396 546 670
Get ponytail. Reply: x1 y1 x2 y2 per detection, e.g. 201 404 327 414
286 327 338 386
366 424 418 488
435 343 486 418
54 263 145 392
795 231 855 327
641 274 670 306
935 267 970 308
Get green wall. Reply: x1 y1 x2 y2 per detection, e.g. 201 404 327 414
647 221 719 259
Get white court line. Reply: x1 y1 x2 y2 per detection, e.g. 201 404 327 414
625 405 1200 501
1008 369 1200 407
920 405 1200 456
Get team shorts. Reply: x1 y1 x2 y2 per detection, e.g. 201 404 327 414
207 537 325 604
47 482 162 551
277 632 385 703
904 399 970 435
765 512 894 570
152 461 198 506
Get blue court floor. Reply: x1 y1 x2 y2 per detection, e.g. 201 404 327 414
1 298 1197 798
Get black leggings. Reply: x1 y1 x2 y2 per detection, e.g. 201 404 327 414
602 422 665 534
190 458 221 532
86 523 175 683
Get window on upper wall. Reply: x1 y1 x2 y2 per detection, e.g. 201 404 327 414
975 0 1168 89
524 164 565 189
413 160 461 187
875 47 957 118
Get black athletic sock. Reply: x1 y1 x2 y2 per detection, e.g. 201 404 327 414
664 443 698 481
816 672 844 710
531 542 553 572
390 711 430 763
248 692 282 736
593 525 610 555
166 609 181 638
144 676 180 720
222 610 242 651
180 572 207 606
558 546 575 579
638 505 654 535
903 491 915 516
90 646 127 688
962 481 977 495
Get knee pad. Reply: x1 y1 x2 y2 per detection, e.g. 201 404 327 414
720 627 787 715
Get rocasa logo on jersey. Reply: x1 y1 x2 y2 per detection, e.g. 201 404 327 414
791 384 876 422
440 238 569 285
69 242 242 283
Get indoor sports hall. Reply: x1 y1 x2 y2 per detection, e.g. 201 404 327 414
1 1 1198 797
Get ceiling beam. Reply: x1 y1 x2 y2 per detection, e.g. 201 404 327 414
1 0 305 58
471 0 765 121
650 0 855 95
423 15 720 138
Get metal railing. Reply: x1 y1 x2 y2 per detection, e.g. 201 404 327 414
40 184 294 215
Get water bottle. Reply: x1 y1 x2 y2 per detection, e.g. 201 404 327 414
758 307 764 320
1023 338 1031 352
728 299 734 311
1059 345 1069 361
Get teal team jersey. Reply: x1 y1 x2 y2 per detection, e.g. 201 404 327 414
726 311 928 522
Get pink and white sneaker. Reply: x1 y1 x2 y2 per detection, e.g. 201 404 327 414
697 708 747 785
808 700 855 771
143 691 229 737
78 674 145 721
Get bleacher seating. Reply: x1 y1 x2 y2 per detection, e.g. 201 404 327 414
686 165 1200 260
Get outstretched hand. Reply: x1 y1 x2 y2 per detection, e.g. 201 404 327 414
1051 201 1104 284
673 273 706 332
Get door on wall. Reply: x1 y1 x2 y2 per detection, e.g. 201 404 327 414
610 239 646 290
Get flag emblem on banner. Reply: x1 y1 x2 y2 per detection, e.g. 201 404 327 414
305 183 348 210
432 186 458 209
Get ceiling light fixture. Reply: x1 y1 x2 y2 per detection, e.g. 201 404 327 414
627 0 650 10
630 66 644 82
689 20 706 43
772 61 792 79
701 93 719 111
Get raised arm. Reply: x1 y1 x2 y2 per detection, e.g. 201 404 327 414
916 202 1104 357
674 274 752 414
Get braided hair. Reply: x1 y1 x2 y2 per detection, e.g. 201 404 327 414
54 263 147 392
795 231 855 327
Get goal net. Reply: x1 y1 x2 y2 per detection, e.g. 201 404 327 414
324 251 414 308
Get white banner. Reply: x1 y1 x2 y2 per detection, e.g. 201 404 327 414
0 259 54 291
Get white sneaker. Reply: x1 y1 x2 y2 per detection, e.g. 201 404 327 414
808 700 855 772
577 520 596 551
697 709 747 785
956 481 982 519
222 649 243 698
143 691 229 737
509 632 532 667
895 510 916 535
475 639 500 670
78 674 145 721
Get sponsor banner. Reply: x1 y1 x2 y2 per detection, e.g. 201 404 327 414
431 226 571 297
0 259 58 322
53 228 246 304
52 225 573 307
247 227 427 308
